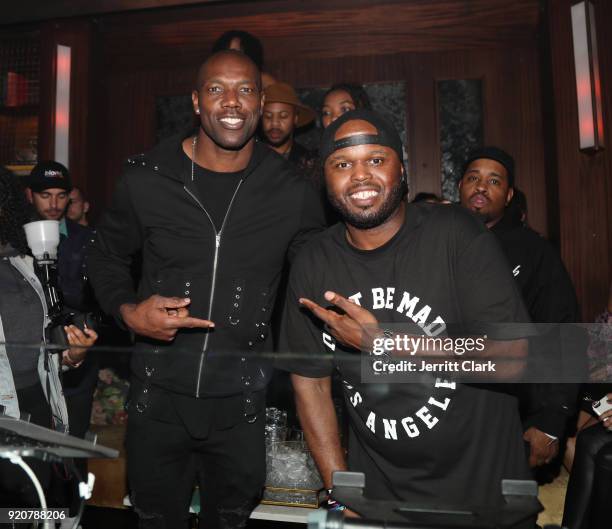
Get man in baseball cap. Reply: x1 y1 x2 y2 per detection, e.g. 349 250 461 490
25 160 99 519
25 160 93 310
459 146 579 478
278 109 535 514
25 161 72 221
262 81 316 171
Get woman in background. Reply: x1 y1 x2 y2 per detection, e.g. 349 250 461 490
321 83 372 128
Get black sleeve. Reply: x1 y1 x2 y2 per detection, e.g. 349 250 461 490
86 171 143 319
521 241 580 438
286 179 327 264
530 241 580 323
276 249 334 378
522 382 578 438
455 224 533 338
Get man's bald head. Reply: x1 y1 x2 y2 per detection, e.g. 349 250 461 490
196 49 262 91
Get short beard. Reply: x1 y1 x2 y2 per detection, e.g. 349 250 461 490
328 179 407 230
467 206 493 225
264 131 292 149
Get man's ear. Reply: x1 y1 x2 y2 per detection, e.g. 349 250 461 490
83 201 90 214
400 164 406 184
505 187 514 206
191 90 200 115
25 188 33 204
260 93 265 116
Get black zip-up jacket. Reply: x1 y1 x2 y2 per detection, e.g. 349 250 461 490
87 133 325 399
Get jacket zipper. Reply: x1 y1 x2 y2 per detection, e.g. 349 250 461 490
183 180 244 397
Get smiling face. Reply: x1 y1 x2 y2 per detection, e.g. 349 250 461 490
321 89 356 129
192 51 263 151
324 120 405 230
262 101 298 149
458 158 513 228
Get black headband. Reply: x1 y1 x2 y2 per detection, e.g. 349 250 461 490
330 134 382 153
320 109 404 165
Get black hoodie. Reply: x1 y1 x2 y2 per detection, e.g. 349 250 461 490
87 133 325 399
491 210 580 438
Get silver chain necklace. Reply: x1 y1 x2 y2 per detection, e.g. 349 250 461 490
191 136 197 181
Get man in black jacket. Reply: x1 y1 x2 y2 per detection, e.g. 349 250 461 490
459 146 579 474
26 161 97 427
26 161 98 520
87 50 325 529
25 161 94 311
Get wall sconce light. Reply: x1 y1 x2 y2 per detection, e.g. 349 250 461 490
54 44 71 167
571 1 604 152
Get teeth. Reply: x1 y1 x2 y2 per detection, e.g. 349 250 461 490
351 190 378 200
220 117 243 125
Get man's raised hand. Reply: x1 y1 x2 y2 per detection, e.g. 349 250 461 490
120 295 214 341
299 291 379 351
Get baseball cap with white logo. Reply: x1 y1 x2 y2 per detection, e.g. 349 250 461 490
27 161 72 193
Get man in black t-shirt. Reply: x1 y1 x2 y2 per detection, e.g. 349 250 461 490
279 110 534 513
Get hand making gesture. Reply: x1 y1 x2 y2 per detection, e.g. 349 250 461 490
120 295 215 342
299 291 380 351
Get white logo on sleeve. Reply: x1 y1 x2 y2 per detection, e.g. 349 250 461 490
512 265 521 277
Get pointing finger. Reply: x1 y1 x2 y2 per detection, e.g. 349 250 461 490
299 297 336 326
324 291 364 318
174 317 215 329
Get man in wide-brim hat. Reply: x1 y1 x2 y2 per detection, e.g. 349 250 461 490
262 81 316 169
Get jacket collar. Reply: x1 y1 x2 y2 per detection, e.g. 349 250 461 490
490 207 523 235
131 130 271 183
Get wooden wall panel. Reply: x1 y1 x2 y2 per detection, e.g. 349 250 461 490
92 44 547 236
95 0 539 68
79 1 546 233
546 0 612 321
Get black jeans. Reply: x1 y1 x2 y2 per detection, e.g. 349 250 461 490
126 393 266 529
563 423 612 529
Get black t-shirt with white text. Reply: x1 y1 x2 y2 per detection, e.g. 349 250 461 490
279 202 533 508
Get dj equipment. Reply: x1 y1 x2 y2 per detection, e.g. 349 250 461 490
0 415 118 461
0 414 118 529
309 471 552 529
